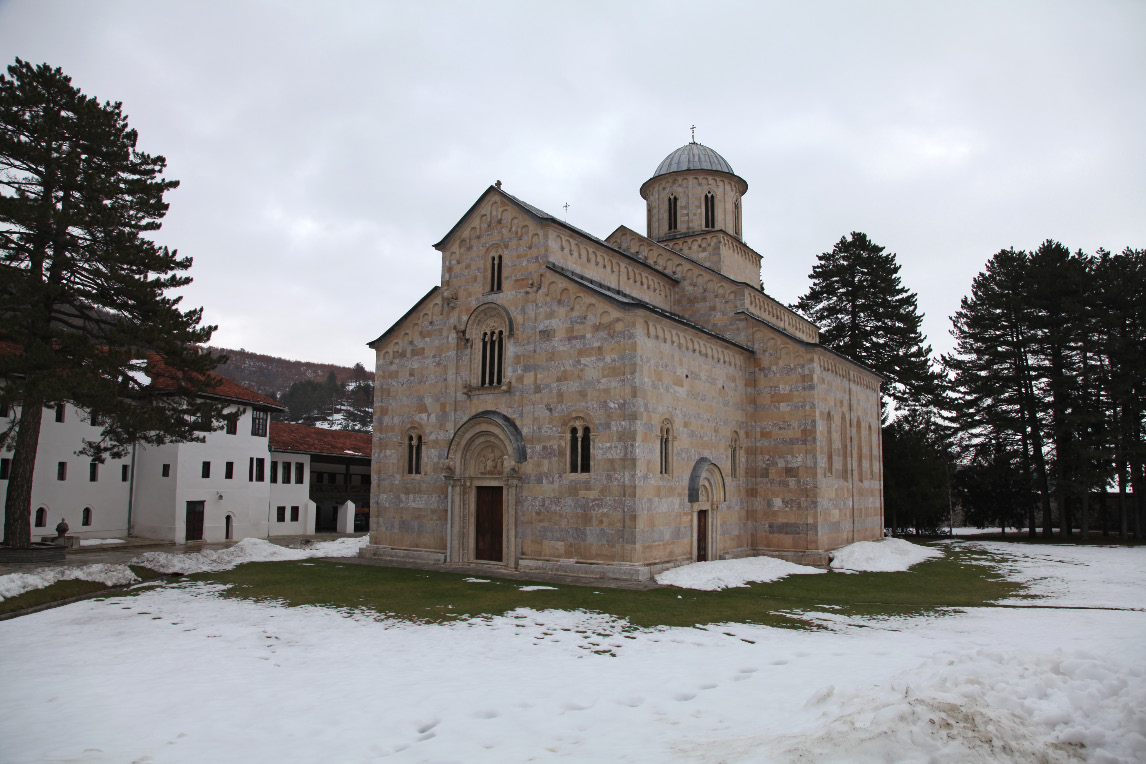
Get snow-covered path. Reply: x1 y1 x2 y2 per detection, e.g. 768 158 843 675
1 543 1143 763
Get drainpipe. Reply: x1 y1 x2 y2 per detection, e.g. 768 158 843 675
126 442 137 537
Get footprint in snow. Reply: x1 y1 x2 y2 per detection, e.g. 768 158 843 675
673 692 696 702
417 720 439 734
472 709 499 719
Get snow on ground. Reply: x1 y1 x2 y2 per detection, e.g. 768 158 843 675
657 538 941 590
966 541 1146 611
78 538 126 546
129 535 369 574
1 543 1144 763
830 536 944 572
656 554 825 590
0 563 138 601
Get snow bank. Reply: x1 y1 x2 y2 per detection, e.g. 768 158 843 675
656 555 825 590
768 647 1146 763
78 538 125 546
830 537 943 572
0 564 139 601
130 536 368 575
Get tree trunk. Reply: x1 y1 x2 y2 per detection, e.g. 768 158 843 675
1079 490 1090 541
1100 489 1108 536
2 397 44 549
1133 459 1144 542
1118 465 1128 541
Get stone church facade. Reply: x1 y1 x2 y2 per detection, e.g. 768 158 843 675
363 141 884 580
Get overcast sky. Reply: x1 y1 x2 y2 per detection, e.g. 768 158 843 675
2 1 1143 369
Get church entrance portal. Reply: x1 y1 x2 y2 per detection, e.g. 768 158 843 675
445 411 525 569
474 486 504 562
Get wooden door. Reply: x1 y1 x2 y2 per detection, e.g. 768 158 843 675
696 509 708 562
474 487 504 562
186 501 205 542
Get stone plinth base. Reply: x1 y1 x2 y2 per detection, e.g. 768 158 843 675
752 548 831 568
40 535 81 549
359 545 445 564
518 558 656 582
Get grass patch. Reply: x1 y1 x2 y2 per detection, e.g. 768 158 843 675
947 531 1144 547
196 544 1020 630
0 565 166 616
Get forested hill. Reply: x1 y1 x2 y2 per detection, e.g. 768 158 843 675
208 347 373 399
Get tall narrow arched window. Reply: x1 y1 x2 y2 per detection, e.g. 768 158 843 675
659 420 674 475
841 414 849 480
466 304 512 391
569 425 591 473
868 425 875 480
489 252 503 292
730 431 740 478
406 431 423 475
704 192 715 228
480 330 504 387
35 507 47 528
82 507 92 526
827 413 834 476
667 195 678 231
855 418 864 482
734 199 740 235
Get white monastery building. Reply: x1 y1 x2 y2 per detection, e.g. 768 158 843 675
0 356 371 544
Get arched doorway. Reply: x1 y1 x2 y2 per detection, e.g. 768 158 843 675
224 514 233 540
445 411 526 567
688 458 725 563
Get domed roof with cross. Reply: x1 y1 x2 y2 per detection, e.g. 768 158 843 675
652 141 736 178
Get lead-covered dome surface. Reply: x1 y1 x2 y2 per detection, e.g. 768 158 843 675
652 142 736 178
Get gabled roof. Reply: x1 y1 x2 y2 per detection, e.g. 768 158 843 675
270 421 372 459
431 186 678 284
366 286 440 349
546 263 753 354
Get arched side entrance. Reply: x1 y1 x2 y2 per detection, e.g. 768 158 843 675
444 411 526 568
688 458 725 562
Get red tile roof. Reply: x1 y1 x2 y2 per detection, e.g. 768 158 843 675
144 354 283 410
270 421 372 459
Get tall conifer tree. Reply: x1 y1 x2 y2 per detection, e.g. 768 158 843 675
0 59 225 548
795 232 937 413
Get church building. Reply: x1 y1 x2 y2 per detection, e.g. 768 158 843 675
363 140 884 580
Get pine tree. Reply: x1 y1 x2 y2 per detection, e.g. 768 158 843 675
0 59 225 548
1093 248 1146 539
795 232 937 412
946 248 1053 536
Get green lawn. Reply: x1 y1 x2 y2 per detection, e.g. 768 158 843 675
0 565 165 616
192 542 1021 630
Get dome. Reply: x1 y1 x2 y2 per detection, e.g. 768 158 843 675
652 142 736 178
